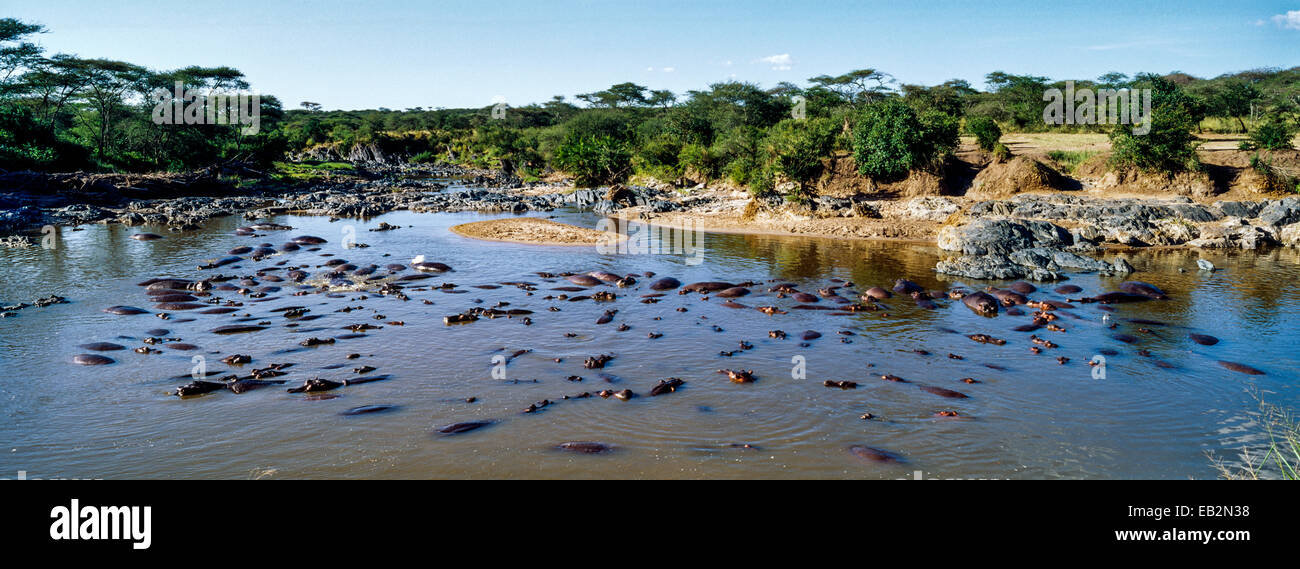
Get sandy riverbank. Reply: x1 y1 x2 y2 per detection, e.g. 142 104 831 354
450 217 626 246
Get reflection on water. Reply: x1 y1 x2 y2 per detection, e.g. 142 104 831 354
0 202 1297 479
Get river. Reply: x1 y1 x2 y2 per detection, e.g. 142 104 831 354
1 181 1297 479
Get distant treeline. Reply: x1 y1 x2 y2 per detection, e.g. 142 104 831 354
1 18 1298 193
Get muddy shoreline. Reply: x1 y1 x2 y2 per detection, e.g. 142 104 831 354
2 154 1298 282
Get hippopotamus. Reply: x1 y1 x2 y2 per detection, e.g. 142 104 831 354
175 380 226 397
1119 281 1169 300
73 354 115 365
1217 361 1264 375
229 379 287 394
847 445 904 463
716 287 751 298
130 233 163 241
893 279 925 295
566 274 602 287
649 378 685 396
104 306 150 316
862 287 892 300
962 291 1000 316
792 292 819 303
278 242 300 252
287 377 342 393
339 404 398 416
79 342 126 352
1055 284 1083 295
648 277 681 291
153 302 204 311
1075 291 1149 304
920 385 969 399
587 271 622 283
437 420 494 435
1189 333 1219 346
557 441 614 454
989 288 1027 306
292 235 328 245
1008 281 1037 294
211 325 267 335
681 282 736 293
145 279 192 290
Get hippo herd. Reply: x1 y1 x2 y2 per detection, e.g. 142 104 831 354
64 220 1271 465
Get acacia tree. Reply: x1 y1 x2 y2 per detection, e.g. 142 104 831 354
807 69 894 108
1210 80 1263 132
0 18 45 93
76 59 148 160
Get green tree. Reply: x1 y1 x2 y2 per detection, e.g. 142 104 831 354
852 99 958 181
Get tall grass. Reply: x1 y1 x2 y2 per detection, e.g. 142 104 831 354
1046 150 1099 174
1213 394 1300 480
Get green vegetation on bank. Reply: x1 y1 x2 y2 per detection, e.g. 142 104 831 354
2 18 1299 193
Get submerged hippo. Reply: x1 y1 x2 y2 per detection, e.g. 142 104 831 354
1008 281 1037 294
1118 281 1169 300
682 282 736 293
104 306 150 316
556 441 614 454
649 277 681 291
130 233 163 241
862 286 892 300
716 287 751 298
847 445 904 463
567 274 603 287
962 291 1000 316
893 279 924 295
437 420 495 435
73 354 115 365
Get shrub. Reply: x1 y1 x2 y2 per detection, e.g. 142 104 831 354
677 142 719 180
633 133 683 179
552 135 631 187
1109 76 1201 172
410 151 438 164
1251 119 1298 151
851 99 959 181
965 116 1002 151
761 117 837 190
992 142 1013 163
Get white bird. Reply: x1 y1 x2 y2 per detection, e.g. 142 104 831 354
411 255 426 265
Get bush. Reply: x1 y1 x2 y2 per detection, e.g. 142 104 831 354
992 142 1013 163
1251 119 1298 151
552 135 631 187
761 117 837 189
410 151 438 164
965 116 1002 151
633 133 683 179
1109 76 1201 172
678 142 719 180
851 99 959 181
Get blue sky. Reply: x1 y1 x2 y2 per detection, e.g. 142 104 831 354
9 0 1300 110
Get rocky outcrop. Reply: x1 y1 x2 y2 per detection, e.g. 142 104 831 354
935 217 1124 281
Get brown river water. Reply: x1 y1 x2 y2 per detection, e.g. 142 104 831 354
1 186 1298 479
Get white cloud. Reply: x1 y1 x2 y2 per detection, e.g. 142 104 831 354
646 66 655 72
722 60 733 66
1273 10 1300 30
756 53 793 71
662 67 675 73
